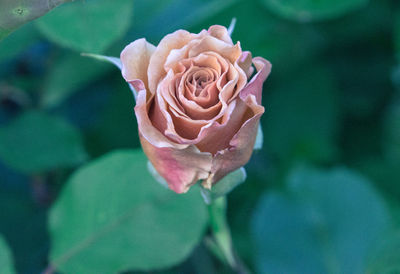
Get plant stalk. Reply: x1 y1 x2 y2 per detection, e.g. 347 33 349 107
208 196 251 274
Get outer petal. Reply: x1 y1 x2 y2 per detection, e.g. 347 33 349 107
135 86 213 193
238 51 254 79
202 56 272 188
204 95 263 188
239 57 271 104
140 136 212 193
120 38 156 90
208 25 233 45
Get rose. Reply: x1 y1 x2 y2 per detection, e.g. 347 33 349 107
120 25 271 193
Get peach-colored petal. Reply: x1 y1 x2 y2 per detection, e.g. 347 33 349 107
238 51 254 79
120 38 156 90
148 30 197 94
134 87 187 149
188 36 242 64
140 136 212 193
135 84 213 193
201 56 272 187
208 25 233 45
203 95 263 188
239 57 272 104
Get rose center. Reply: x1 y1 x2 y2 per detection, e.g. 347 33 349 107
188 70 214 97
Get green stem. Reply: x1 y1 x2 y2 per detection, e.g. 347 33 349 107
208 197 250 274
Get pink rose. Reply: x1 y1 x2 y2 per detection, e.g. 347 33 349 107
120 25 271 193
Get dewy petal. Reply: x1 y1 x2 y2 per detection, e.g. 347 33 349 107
120 38 156 90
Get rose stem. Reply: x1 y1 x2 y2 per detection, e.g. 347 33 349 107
207 196 251 274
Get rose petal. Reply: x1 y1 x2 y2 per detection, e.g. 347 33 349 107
208 25 233 45
140 135 212 193
238 51 254 79
203 95 263 188
148 30 199 94
188 36 242 64
120 38 156 90
135 87 187 149
201 56 272 187
239 57 272 104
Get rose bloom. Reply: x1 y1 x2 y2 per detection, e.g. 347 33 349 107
120 25 271 193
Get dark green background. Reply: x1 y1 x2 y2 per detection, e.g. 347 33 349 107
0 0 399 273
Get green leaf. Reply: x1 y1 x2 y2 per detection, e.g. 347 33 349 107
251 166 389 274
41 52 112 108
0 0 70 40
0 236 15 274
259 0 368 22
0 23 40 62
49 149 208 273
200 167 247 204
366 233 400 274
35 0 134 53
0 111 88 174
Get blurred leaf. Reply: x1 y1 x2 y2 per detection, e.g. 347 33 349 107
49 149 208 273
383 99 400 162
0 0 70 40
263 65 339 163
359 159 400 200
251 166 390 274
41 52 111 108
0 23 40 62
0 110 88 174
35 0 133 53
259 0 368 22
366 233 400 274
200 167 247 204
0 235 15 274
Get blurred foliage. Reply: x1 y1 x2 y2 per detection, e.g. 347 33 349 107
0 235 15 274
251 166 390 274
35 0 134 53
0 0 71 40
0 110 87 174
0 0 400 273
259 0 368 22
49 150 207 273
